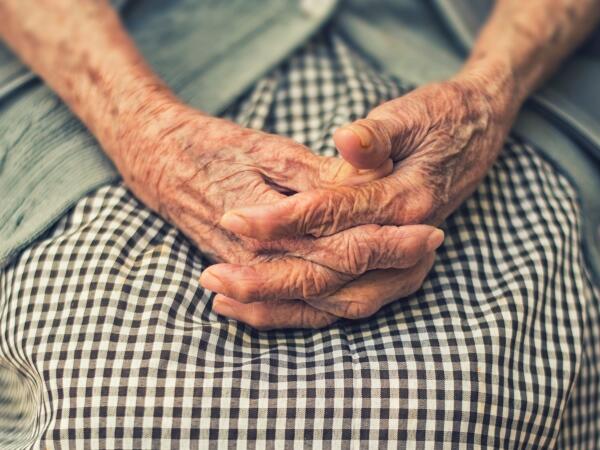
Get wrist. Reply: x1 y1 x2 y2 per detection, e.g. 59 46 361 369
104 94 215 186
454 56 525 125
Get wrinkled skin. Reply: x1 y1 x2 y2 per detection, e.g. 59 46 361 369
2 0 596 331
214 74 517 328
113 102 444 329
221 75 515 237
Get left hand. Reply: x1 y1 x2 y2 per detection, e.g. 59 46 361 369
212 71 517 328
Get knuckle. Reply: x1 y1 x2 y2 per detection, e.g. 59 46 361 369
373 227 406 268
298 265 335 299
413 190 437 221
342 235 370 275
296 191 332 237
296 305 318 329
341 299 378 320
317 191 352 237
368 182 400 224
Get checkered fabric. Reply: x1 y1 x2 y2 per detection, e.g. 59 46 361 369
1 32 599 449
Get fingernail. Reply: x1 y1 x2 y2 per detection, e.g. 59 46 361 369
426 229 445 252
347 124 372 148
200 270 226 293
220 212 251 235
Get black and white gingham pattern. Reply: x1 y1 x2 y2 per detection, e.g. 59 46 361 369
1 32 599 449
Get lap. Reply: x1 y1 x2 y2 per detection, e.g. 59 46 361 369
0 32 597 448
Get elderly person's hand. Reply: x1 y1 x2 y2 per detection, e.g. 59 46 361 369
113 101 444 329
0 0 445 330
221 72 514 236
12 0 589 331
212 69 516 327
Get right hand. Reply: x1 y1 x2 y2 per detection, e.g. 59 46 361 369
109 101 444 329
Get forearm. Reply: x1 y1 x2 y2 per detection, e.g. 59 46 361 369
458 0 600 114
0 0 179 163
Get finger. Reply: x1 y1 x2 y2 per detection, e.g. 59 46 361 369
290 224 443 274
200 258 349 303
219 182 388 240
262 140 392 193
212 295 337 330
212 253 436 328
220 169 431 240
333 115 403 169
199 225 443 303
305 252 436 320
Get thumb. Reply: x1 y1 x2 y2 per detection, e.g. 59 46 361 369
333 115 404 169
256 137 392 193
314 155 393 189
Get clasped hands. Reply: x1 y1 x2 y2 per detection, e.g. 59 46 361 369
119 75 512 330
